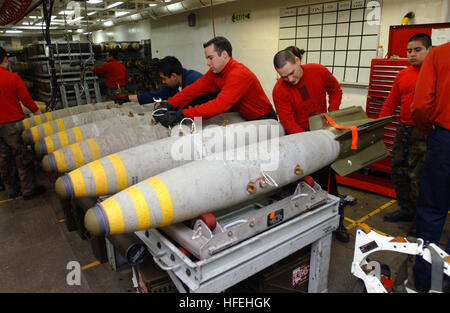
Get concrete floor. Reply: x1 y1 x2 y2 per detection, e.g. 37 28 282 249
0 168 448 293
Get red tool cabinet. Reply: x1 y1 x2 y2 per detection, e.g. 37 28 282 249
336 58 410 198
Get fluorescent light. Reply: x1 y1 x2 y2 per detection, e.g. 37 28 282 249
149 4 157 6
77 29 84 33
6 30 23 33
130 13 141 20
20 26 50 30
29 16 37 19
106 2 123 9
87 11 97 16
115 11 130 17
87 0 103 3
59 10 74 15
103 20 114 27
70 16 85 23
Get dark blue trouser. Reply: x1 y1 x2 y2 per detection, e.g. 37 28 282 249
413 126 450 290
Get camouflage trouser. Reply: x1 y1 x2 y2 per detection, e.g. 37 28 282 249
391 123 427 216
0 120 38 195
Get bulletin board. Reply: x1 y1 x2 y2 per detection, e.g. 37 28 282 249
278 0 382 84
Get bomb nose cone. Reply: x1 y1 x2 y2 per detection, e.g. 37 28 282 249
22 130 30 143
55 175 73 198
84 204 109 236
42 155 51 172
34 139 47 157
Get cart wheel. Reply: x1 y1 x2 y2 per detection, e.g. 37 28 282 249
198 213 216 231
353 279 367 293
302 175 315 187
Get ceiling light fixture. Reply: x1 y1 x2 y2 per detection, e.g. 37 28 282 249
106 2 123 9
59 10 75 15
115 11 130 17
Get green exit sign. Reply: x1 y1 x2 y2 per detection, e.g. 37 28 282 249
232 11 251 23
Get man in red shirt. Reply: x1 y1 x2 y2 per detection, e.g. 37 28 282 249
89 50 128 101
379 33 431 223
0 47 45 199
272 47 342 133
153 36 276 127
272 47 349 243
411 42 450 292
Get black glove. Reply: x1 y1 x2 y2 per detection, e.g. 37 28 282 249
157 109 184 128
155 101 172 111
115 94 129 105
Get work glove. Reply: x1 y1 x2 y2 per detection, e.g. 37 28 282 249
156 109 184 128
155 101 173 111
115 94 129 105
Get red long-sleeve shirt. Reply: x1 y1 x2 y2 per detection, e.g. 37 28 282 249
412 42 450 131
379 65 420 125
0 66 38 123
272 63 342 134
167 58 273 120
92 59 128 89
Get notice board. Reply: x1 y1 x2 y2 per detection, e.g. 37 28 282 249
278 0 382 84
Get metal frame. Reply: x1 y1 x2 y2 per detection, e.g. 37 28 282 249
351 224 450 293
135 194 340 293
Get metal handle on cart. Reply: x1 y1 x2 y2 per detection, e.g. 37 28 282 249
153 255 182 271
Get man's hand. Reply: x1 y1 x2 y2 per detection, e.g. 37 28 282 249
128 94 138 102
87 66 95 71
155 109 184 128
33 109 42 115
114 94 129 105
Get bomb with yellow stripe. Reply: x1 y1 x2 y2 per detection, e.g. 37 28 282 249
17 101 115 132
45 112 245 174
83 128 342 235
54 119 281 198
43 123 169 173
83 107 399 236
22 103 146 144
35 113 156 157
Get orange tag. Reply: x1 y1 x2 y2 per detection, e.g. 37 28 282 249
324 114 358 150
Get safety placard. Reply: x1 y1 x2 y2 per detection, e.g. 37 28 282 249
292 263 310 286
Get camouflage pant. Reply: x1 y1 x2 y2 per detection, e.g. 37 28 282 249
391 123 427 216
0 121 38 195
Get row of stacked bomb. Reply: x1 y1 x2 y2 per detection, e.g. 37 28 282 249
20 101 395 238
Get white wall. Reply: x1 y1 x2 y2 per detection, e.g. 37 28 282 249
92 0 447 110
